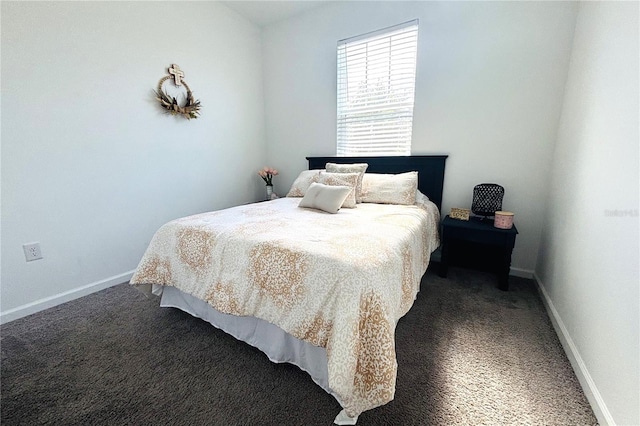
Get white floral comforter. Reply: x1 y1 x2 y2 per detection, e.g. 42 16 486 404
130 196 440 417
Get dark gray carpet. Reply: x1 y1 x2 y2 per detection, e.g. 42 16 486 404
1 267 597 425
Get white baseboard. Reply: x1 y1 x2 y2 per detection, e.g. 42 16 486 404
533 272 615 426
509 267 534 279
0 270 135 325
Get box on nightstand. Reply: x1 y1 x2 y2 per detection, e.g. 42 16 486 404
450 208 470 221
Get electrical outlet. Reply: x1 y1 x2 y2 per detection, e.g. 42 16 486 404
23 242 43 262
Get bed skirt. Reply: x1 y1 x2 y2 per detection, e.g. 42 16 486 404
159 285 343 406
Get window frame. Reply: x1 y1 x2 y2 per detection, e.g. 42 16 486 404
336 20 419 157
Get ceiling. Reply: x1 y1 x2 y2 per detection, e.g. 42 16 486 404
221 1 328 27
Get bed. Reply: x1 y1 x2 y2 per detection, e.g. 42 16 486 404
130 155 447 424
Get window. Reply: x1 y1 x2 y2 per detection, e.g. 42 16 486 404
337 20 419 156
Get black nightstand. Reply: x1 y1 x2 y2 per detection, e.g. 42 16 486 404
439 215 518 291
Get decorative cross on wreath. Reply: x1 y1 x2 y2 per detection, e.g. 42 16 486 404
154 64 201 120
168 64 184 86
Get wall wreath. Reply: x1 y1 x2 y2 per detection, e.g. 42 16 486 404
154 64 202 120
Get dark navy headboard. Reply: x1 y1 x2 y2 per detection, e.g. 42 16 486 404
306 155 447 211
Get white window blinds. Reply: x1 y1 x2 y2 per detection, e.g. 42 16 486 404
337 20 419 156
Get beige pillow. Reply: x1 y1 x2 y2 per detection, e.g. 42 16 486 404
361 171 418 205
315 172 359 208
286 169 323 197
298 183 352 214
325 163 368 203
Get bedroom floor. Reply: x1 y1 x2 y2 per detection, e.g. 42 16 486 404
0 267 597 425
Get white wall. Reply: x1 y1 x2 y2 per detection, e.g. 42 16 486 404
535 2 639 425
1 1 266 319
262 1 578 273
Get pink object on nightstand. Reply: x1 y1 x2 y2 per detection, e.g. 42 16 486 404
494 211 514 229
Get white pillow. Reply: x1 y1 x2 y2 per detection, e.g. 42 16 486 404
361 171 419 205
315 172 359 208
325 163 368 203
298 183 352 214
286 169 323 197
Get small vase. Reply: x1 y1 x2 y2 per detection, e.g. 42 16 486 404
266 185 273 200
